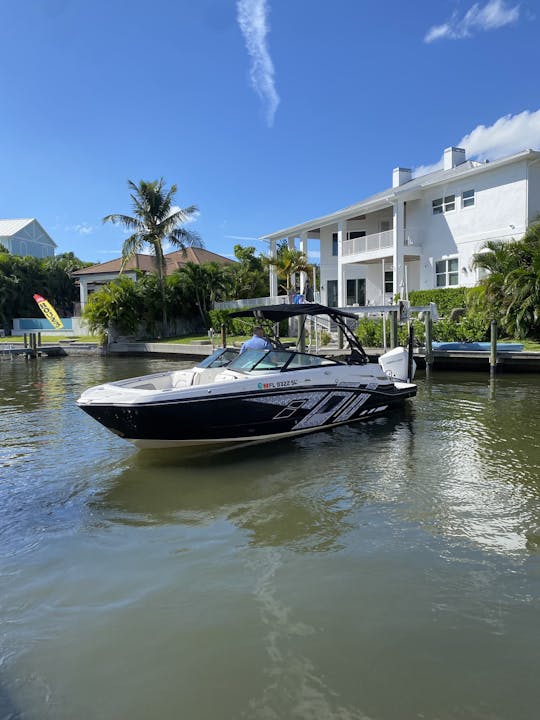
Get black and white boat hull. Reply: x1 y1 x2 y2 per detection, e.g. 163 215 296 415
77 304 417 450
78 367 415 449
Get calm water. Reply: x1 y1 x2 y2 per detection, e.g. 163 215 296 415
1 355 539 720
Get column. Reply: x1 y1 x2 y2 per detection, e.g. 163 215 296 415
287 236 296 297
337 220 347 307
80 278 89 313
269 239 278 298
299 232 308 293
392 201 405 299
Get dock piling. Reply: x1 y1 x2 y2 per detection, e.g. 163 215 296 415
490 321 498 375
424 311 433 376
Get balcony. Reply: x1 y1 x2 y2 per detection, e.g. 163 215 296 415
342 228 422 257
342 230 393 257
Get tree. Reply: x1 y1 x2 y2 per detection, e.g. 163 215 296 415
266 241 310 295
174 262 229 328
82 276 142 343
103 178 202 327
226 244 267 299
472 222 540 338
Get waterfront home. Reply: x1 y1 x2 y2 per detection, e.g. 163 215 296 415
72 247 235 312
262 146 540 307
0 218 56 258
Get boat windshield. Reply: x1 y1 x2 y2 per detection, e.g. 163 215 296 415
227 349 339 373
197 348 239 369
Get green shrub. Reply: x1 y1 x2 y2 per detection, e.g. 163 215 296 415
357 318 383 347
409 288 468 317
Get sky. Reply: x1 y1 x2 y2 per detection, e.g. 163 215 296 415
0 0 539 264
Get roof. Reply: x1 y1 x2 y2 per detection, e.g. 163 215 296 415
0 218 57 247
0 218 34 236
261 148 540 240
72 246 235 277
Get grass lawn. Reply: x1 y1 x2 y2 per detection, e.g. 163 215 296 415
0 335 98 343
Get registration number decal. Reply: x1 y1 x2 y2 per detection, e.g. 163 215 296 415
258 379 298 390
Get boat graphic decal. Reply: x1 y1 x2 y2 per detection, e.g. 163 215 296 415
273 399 307 420
244 391 326 410
293 391 352 430
333 393 371 423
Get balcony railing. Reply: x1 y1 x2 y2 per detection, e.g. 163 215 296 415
342 228 423 256
342 230 393 256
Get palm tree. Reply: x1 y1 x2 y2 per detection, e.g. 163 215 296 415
472 222 540 338
103 179 202 327
266 242 310 296
174 262 229 328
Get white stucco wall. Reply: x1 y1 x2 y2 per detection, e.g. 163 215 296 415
528 161 540 224
406 161 528 288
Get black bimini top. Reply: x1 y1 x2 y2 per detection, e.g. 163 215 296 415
229 303 358 322
229 302 369 364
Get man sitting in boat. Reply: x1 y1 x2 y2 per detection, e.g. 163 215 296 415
240 326 272 353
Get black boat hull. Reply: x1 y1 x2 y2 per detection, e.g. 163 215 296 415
79 383 416 448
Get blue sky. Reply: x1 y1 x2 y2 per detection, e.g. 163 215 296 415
0 0 538 263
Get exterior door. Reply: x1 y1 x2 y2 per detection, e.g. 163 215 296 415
346 278 366 306
327 280 338 307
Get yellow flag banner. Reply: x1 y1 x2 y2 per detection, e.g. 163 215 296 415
33 294 64 330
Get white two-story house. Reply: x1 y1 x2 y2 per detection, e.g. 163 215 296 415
262 146 540 307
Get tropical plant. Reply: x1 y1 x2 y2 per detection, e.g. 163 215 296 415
103 178 202 326
472 222 540 338
266 241 310 295
174 262 229 327
227 244 267 299
82 276 142 343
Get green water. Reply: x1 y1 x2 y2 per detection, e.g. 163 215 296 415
1 356 539 720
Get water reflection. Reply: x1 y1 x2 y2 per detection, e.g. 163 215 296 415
90 416 408 552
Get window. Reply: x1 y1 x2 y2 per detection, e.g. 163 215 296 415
346 278 366 305
462 189 475 208
348 231 366 240
435 258 459 287
380 220 391 232
432 195 455 214
384 270 393 294
332 233 338 256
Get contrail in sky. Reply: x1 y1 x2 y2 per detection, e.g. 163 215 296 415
237 0 280 127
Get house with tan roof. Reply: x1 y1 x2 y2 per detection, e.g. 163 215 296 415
72 247 235 311
0 218 56 258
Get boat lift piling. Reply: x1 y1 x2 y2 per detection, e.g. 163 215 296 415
490 321 498 375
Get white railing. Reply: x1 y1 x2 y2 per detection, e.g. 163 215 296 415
342 228 424 256
342 229 393 256
214 292 321 310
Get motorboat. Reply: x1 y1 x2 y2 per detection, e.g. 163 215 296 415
77 303 416 449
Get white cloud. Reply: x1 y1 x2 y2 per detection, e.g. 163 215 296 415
414 108 540 177
236 0 280 126
424 0 519 43
66 222 94 235
225 234 260 241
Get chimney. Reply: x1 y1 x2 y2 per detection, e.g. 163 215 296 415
443 147 466 170
392 167 412 188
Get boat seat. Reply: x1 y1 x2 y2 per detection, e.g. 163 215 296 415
171 370 197 388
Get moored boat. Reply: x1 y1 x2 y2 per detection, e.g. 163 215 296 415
77 304 416 449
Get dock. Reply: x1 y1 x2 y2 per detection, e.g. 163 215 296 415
413 348 540 373
0 343 67 359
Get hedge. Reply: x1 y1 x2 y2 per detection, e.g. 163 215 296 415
408 288 467 317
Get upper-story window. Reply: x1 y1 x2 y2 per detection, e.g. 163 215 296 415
332 233 338 256
436 258 459 287
462 189 475 208
432 195 455 214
